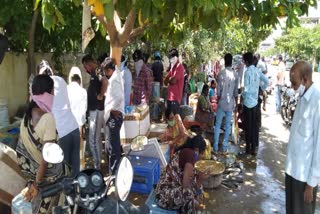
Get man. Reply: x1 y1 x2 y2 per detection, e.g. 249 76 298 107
242 52 268 156
102 57 124 175
151 51 164 87
213 54 238 154
256 53 268 74
164 48 185 114
82 54 108 169
37 60 80 176
132 49 152 105
276 55 286 113
253 55 269 129
233 55 244 93
120 55 132 107
285 61 320 214
67 71 87 170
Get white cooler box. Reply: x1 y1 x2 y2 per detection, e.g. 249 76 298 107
120 106 150 144
0 143 26 206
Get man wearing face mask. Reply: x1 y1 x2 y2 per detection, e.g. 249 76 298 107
82 54 108 169
102 57 124 175
164 48 185 114
285 61 320 214
132 49 152 105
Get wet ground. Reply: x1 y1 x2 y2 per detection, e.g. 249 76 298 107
127 92 320 213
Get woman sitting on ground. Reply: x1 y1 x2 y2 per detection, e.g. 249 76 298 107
155 135 208 213
159 108 189 160
13 75 67 214
195 84 215 129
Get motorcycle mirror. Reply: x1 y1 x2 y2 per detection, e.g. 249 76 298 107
42 143 64 164
115 156 133 201
130 135 148 152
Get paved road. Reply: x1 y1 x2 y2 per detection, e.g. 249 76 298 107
201 64 320 213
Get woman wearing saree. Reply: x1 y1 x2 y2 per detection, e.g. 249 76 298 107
14 75 67 214
195 84 215 129
159 108 189 160
155 135 208 213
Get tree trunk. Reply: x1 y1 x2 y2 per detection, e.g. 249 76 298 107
27 6 39 78
110 44 122 67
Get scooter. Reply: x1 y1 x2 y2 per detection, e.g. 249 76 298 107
40 143 150 214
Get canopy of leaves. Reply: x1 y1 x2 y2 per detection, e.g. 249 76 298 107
0 0 82 55
132 19 271 71
275 25 320 62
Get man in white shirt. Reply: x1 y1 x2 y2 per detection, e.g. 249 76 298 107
276 56 286 113
67 71 87 170
120 55 132 107
285 61 320 213
37 60 80 176
102 57 124 175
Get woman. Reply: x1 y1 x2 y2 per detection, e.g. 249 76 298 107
14 75 66 214
102 57 124 175
209 79 218 112
195 84 215 129
159 108 189 160
155 135 208 213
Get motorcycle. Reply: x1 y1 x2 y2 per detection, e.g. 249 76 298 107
280 85 299 126
40 143 150 214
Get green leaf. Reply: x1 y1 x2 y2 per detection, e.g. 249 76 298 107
104 2 114 22
34 0 42 10
101 0 112 4
152 0 163 9
72 0 82 7
42 13 54 31
55 7 65 25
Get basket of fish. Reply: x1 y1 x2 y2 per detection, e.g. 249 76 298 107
195 160 225 189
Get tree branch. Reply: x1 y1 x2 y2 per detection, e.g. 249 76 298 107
121 24 149 46
119 8 136 44
121 9 136 35
113 11 122 32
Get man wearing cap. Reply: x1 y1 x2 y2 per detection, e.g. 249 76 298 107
132 49 152 105
164 48 185 114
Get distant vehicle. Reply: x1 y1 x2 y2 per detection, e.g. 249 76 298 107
285 59 295 71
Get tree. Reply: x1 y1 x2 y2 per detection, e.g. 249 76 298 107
35 0 315 66
0 0 83 76
275 25 320 67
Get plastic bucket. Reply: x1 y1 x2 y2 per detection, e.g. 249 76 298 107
0 98 9 129
152 82 160 100
150 103 159 120
196 82 204 94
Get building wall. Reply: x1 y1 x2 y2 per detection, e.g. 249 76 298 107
0 52 90 119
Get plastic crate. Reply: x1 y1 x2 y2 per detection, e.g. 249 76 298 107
129 155 161 194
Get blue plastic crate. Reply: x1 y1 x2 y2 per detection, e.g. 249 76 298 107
129 155 161 194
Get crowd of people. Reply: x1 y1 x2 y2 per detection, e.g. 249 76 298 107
10 46 320 214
